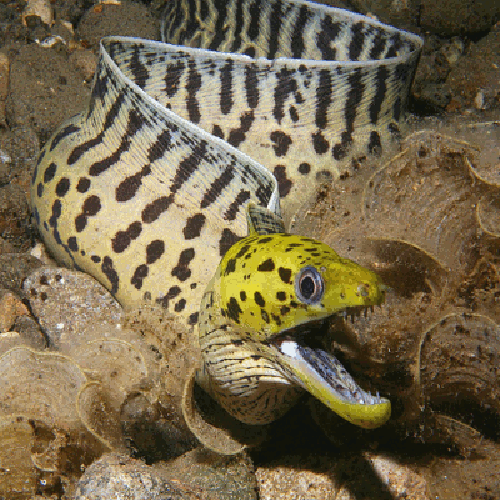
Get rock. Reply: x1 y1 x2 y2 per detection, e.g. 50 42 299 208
159 448 258 500
446 27 500 111
0 346 88 430
0 290 29 333
0 51 9 127
23 267 124 351
0 416 36 499
77 1 160 50
21 0 53 27
0 253 42 296
75 447 257 499
74 453 189 500
345 0 500 36
0 183 30 250
69 48 97 82
256 453 431 500
6 44 90 136
10 314 46 350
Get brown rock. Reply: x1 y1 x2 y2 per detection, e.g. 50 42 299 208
0 291 29 333
0 52 9 127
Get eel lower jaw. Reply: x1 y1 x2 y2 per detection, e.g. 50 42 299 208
269 331 391 429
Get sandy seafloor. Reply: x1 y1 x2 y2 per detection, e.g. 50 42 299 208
0 0 500 498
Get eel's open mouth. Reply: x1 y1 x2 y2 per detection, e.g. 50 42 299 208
268 311 391 429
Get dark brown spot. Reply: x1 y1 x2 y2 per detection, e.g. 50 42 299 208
188 312 199 325
273 165 292 198
228 111 255 148
312 131 329 154
55 177 70 197
219 228 241 257
279 267 292 284
276 291 286 301
270 130 292 157
83 195 101 216
101 256 119 295
257 258 275 272
200 165 236 209
254 291 266 307
155 285 181 308
67 236 78 252
146 240 165 264
171 248 195 282
142 195 174 224
115 164 151 202
112 221 142 253
223 189 251 221
298 163 311 175
280 305 290 315
235 244 251 259
240 291 247 301
224 258 237 276
48 200 61 230
43 162 57 183
131 264 148 290
183 213 206 240
212 124 224 139
174 298 186 312
76 177 91 193
226 296 242 323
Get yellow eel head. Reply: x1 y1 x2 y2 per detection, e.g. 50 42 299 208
214 232 391 429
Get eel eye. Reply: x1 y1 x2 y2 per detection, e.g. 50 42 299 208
295 266 324 304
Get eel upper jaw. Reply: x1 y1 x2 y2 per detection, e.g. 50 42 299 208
267 311 391 429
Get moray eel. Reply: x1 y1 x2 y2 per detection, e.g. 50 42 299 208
30 0 422 449
197 203 390 428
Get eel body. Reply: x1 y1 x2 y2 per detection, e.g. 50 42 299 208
30 0 422 438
